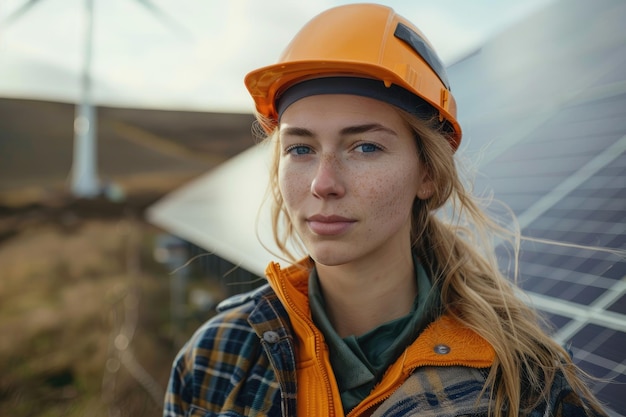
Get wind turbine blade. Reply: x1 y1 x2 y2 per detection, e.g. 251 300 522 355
133 0 190 37
2 0 45 26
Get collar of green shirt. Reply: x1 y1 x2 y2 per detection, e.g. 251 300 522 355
309 255 440 413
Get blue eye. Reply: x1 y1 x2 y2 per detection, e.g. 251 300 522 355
356 143 380 153
287 145 312 155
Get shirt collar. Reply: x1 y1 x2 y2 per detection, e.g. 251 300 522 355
309 255 440 410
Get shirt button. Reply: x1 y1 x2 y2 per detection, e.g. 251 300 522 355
434 344 451 354
263 331 280 344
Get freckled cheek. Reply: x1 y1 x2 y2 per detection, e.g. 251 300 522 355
278 164 310 209
357 171 416 222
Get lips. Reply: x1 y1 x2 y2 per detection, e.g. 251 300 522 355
306 214 356 236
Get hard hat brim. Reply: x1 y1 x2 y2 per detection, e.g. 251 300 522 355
244 59 461 149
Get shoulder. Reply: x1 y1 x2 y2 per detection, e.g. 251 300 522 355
524 368 607 417
374 366 493 417
215 282 275 313
181 283 276 357
547 370 607 417
164 283 283 414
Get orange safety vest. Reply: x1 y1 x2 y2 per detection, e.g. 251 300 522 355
265 261 495 417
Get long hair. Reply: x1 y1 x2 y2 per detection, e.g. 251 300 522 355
255 109 606 417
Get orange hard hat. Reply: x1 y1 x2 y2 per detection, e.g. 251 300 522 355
244 3 462 149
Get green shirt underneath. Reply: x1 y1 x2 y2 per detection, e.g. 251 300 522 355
309 258 439 414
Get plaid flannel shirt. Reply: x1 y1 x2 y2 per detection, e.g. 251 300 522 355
164 283 607 417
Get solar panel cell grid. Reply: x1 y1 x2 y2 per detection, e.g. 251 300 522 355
596 331 626 363
570 324 615 354
596 373 626 417
551 94 626 122
519 252 621 295
456 1 626 411
603 263 626 281
540 311 572 330
606 235 626 249
606 295 626 314
541 280 603 304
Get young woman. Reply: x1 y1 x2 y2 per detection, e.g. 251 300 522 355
164 4 608 417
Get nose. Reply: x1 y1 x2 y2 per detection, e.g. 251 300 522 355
311 154 345 199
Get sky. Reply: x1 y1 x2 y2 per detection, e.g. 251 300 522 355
0 0 555 113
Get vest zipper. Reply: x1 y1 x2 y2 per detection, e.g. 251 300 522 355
268 262 338 417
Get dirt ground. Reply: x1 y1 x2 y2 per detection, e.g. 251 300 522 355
0 197 166 416
0 193 224 417
0 97 256 416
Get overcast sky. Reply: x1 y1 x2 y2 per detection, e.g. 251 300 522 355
0 0 555 113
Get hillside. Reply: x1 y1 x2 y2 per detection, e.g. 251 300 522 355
0 97 256 416
0 97 255 205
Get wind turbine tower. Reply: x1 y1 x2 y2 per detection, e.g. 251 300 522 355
72 0 99 198
3 0 186 198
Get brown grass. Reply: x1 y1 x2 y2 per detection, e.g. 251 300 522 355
0 207 189 416
0 97 254 416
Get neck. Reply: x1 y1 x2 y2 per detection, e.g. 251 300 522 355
316 250 416 338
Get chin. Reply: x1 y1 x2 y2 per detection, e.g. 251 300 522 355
307 246 355 267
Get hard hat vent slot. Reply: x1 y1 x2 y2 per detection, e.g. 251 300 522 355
394 22 450 90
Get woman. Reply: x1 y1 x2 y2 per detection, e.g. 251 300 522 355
164 4 607 417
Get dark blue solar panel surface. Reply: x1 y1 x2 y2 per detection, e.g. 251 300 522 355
448 0 626 414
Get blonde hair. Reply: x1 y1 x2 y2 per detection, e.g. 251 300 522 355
255 109 606 417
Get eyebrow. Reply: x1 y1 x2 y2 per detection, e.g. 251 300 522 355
280 123 398 138
340 123 397 137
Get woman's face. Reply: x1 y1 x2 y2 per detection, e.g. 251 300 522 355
278 94 433 267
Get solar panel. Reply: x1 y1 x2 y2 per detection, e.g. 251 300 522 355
448 0 626 413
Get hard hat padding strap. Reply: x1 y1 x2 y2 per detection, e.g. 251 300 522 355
276 77 439 122
394 23 450 90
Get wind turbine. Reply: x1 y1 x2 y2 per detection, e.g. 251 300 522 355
3 0 187 198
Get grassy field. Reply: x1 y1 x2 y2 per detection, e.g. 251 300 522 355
0 199 187 416
0 97 256 416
